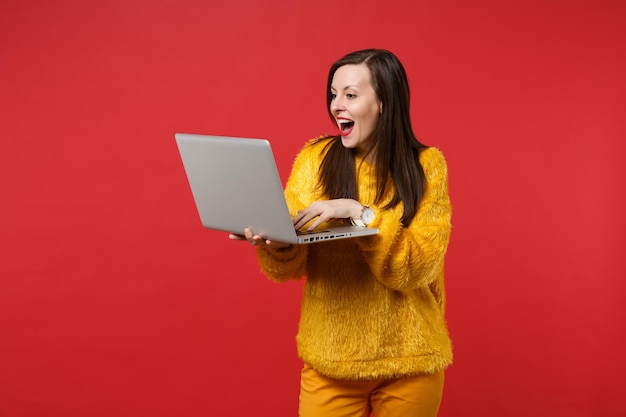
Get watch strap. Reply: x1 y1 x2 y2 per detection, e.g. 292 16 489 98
350 204 373 227
350 217 367 227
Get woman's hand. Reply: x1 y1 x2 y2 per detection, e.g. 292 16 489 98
293 199 363 231
229 228 292 249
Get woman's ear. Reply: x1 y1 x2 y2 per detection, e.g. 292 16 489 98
379 102 383 114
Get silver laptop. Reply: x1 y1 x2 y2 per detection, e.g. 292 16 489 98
174 133 379 244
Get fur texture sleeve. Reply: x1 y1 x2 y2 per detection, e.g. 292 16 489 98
355 147 452 291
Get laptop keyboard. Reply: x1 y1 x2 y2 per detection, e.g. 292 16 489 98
296 227 330 236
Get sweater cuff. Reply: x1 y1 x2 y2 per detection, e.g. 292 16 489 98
258 244 299 261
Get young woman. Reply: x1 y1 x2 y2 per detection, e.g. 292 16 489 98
231 49 452 417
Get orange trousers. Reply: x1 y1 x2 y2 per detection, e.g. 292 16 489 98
298 363 445 417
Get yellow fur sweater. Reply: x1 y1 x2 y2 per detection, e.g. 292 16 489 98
257 137 452 381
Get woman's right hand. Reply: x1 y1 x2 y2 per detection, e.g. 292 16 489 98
228 228 292 249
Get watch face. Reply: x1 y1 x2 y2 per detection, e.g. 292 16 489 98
362 207 375 225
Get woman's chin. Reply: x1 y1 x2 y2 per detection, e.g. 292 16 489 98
340 136 357 149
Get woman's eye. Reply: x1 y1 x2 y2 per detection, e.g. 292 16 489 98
330 93 337 99
347 94 356 99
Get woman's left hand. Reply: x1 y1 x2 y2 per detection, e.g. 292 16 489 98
293 199 363 231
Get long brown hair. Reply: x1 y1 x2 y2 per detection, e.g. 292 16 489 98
318 49 427 227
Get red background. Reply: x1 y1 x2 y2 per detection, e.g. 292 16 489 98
1 1 625 416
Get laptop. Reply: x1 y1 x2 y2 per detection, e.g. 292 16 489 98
174 133 379 244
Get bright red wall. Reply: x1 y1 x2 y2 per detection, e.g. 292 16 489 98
1 1 625 416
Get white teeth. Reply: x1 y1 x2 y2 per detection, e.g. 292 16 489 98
338 119 354 133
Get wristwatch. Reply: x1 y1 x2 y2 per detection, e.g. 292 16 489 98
351 205 375 227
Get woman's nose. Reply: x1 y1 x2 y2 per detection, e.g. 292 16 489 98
331 96 345 113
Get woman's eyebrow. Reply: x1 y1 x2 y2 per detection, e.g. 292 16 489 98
330 85 360 91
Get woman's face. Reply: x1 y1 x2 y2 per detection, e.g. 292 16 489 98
330 64 382 155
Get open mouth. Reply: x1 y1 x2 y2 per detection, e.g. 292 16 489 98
338 119 355 136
